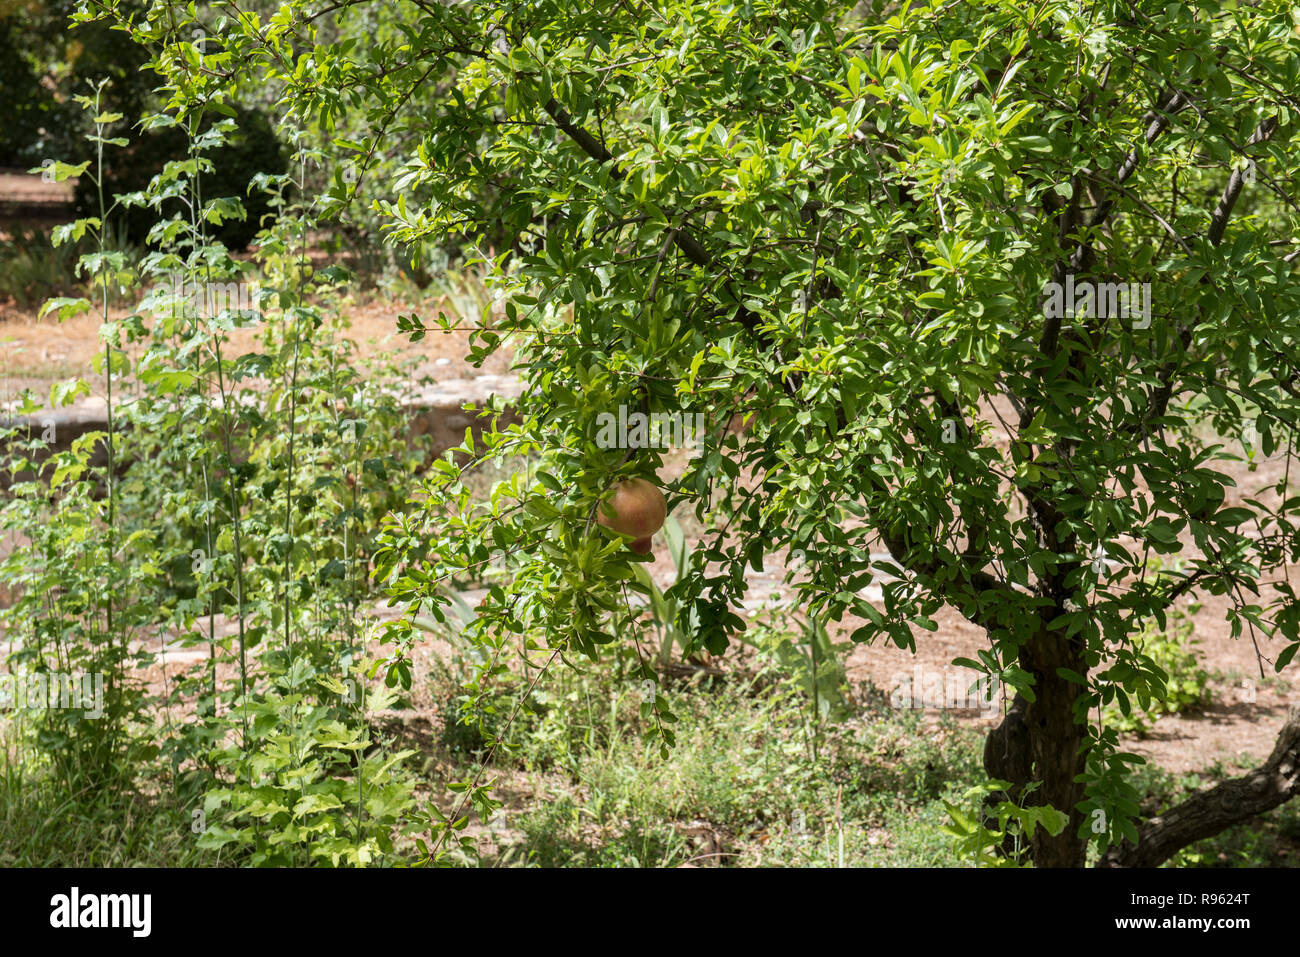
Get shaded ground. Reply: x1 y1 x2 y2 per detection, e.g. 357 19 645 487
0 168 74 209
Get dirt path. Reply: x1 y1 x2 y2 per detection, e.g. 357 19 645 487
0 291 513 401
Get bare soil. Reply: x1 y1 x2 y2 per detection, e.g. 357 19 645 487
0 291 513 403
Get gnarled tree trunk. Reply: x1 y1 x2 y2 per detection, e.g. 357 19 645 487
984 628 1090 867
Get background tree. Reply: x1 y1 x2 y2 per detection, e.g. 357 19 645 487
93 0 1300 866
0 0 289 248
0 4 57 167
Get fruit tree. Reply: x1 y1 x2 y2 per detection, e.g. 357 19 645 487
93 0 1300 866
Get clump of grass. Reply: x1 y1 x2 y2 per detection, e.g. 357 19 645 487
0 222 141 309
428 655 989 868
0 726 210 867
0 226 82 308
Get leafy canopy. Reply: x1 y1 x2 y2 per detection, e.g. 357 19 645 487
90 0 1300 856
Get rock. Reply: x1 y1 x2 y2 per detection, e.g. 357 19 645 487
0 372 528 485
402 374 524 459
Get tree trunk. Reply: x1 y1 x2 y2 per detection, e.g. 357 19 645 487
1020 630 1088 866
984 629 1089 867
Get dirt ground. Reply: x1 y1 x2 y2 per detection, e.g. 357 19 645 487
0 169 74 208
616 398 1296 779
635 415 1300 777
0 292 514 403
0 174 513 394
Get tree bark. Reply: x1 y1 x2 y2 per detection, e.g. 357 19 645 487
1019 630 1089 867
1099 705 1300 868
982 630 1091 867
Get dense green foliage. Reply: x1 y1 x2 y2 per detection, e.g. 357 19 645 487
2 0 1298 868
235 0 1296 865
2 89 427 864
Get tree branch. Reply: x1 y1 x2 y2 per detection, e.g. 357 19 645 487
540 97 716 269
1099 705 1300 867
1127 112 1279 435
1207 115 1278 246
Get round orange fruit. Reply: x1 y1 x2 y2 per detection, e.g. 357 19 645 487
596 478 666 552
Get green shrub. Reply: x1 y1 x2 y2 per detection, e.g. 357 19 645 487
74 104 288 251
1105 607 1212 736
